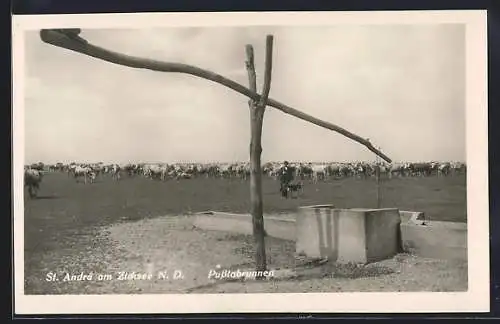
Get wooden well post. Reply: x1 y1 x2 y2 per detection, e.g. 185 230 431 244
245 36 273 273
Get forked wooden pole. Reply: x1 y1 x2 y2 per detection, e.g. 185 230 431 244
245 35 273 275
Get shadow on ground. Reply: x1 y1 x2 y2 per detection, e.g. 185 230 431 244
183 233 396 293
183 259 396 293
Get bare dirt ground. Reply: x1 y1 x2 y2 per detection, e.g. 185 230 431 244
25 214 467 294
23 173 467 294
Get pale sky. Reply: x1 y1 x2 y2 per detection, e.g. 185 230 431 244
24 24 465 164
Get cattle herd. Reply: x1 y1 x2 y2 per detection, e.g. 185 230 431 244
23 160 466 199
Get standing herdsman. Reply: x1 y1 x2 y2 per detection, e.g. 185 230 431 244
279 161 294 198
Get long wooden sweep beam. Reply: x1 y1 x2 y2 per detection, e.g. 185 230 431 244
39 29 392 163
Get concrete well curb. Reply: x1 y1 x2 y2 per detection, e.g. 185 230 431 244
192 208 467 262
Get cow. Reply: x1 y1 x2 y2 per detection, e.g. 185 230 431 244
110 164 121 180
236 163 250 180
388 163 406 178
296 163 313 180
90 163 105 179
353 162 370 179
408 162 432 177
144 164 168 181
338 164 352 178
438 162 451 176
122 164 138 177
311 164 327 182
30 162 44 171
206 164 220 178
24 168 43 198
323 163 336 179
218 164 232 179
451 161 466 175
73 166 96 184
55 162 65 172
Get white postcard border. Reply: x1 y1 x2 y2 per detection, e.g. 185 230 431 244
12 10 489 314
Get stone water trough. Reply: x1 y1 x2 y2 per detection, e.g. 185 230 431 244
193 204 467 263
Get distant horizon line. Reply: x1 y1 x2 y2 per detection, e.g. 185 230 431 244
25 159 467 165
